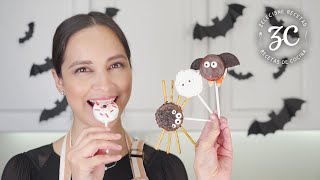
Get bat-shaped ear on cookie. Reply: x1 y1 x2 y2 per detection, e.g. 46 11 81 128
190 58 203 70
218 53 240 68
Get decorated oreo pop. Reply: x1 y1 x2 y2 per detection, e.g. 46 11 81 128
191 53 240 118
93 100 119 126
175 69 213 114
154 80 196 154
191 53 240 86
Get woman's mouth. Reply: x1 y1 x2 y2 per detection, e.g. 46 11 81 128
87 97 118 108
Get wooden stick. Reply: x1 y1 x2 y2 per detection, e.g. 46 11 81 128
170 80 174 102
180 98 190 109
184 117 210 122
162 80 167 103
197 94 213 114
180 126 196 145
214 81 221 118
155 129 165 150
166 132 172 154
175 131 181 154
176 95 181 105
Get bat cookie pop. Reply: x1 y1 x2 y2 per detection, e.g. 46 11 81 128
92 99 119 127
191 53 240 117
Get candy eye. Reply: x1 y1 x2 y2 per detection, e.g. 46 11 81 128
175 119 181 125
176 113 182 119
211 61 217 68
172 110 176 114
204 61 210 68
172 124 177 128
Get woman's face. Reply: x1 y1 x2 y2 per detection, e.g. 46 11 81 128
53 25 132 127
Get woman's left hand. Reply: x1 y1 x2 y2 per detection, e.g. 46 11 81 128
194 113 233 180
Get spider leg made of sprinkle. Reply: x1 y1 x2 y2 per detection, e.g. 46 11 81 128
175 131 181 154
180 126 196 146
155 129 166 150
166 131 172 154
180 98 190 109
162 80 167 103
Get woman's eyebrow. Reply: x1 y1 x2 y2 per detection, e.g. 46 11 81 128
107 54 127 62
68 60 92 69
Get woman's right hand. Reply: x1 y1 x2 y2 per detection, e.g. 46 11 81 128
67 127 123 180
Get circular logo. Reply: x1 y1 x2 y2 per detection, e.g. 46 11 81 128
258 8 308 64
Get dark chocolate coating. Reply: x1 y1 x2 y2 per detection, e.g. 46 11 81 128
200 54 225 81
155 102 184 131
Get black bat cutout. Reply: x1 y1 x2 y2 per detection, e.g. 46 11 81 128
19 22 35 44
105 7 119 18
248 98 305 136
273 58 288 79
265 7 299 39
30 57 53 76
228 69 253 80
40 96 68 122
193 4 245 40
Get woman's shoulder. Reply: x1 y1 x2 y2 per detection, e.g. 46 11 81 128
143 144 188 180
1 144 55 180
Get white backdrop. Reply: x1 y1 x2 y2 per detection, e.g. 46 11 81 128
0 0 319 132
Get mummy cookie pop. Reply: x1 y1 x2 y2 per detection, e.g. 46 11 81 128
191 53 240 117
154 80 196 154
93 100 119 127
175 69 213 114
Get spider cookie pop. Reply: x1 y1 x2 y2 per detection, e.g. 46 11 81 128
154 80 196 154
92 99 119 127
191 53 240 117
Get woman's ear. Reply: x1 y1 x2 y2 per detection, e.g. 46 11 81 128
51 69 64 93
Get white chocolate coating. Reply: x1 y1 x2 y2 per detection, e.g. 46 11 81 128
93 100 119 124
175 69 203 98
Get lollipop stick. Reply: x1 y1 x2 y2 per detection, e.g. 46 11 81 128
180 98 189 109
155 129 165 150
180 126 196 145
174 131 181 154
214 82 221 118
166 132 172 154
162 80 167 103
105 122 109 154
184 117 210 122
197 94 213 114
170 80 174 102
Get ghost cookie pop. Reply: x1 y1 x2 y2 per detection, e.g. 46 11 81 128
175 69 213 114
191 53 240 118
92 100 119 127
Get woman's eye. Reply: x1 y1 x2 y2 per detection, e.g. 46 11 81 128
75 67 88 73
110 63 123 69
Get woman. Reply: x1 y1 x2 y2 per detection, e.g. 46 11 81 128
2 12 232 180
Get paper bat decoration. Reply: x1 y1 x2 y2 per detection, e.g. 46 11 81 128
273 58 288 79
248 98 305 136
30 57 53 76
19 22 35 44
265 7 299 39
105 7 119 18
193 4 245 40
228 69 253 80
40 96 68 122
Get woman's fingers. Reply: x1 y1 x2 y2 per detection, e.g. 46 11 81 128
87 154 122 168
217 116 233 155
74 126 110 146
79 139 122 157
197 113 221 149
77 131 121 150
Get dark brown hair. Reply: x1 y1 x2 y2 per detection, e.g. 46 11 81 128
52 11 131 77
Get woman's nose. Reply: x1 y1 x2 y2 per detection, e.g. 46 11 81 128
91 72 116 91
